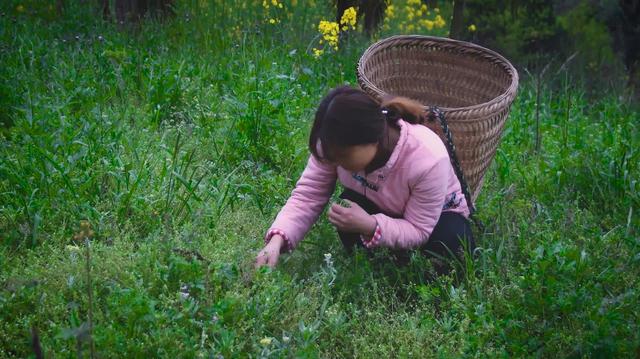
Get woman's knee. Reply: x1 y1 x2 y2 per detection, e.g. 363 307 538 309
421 212 475 259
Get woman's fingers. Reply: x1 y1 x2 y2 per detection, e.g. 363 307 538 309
267 253 278 268
328 210 341 224
255 253 267 268
328 213 346 231
256 247 274 267
331 203 345 215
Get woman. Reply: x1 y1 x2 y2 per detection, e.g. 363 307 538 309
255 85 475 272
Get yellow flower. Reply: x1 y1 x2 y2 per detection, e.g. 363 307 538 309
313 48 324 58
16 4 25 12
421 19 434 30
269 18 276 24
318 20 340 48
262 1 269 9
434 14 446 28
271 0 278 6
468 24 477 32
340 6 357 30
434 7 440 13
385 4 395 19
260 337 272 346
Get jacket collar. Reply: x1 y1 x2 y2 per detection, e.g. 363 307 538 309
384 118 409 172
358 118 409 182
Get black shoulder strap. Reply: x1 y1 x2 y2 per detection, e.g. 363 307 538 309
426 106 485 233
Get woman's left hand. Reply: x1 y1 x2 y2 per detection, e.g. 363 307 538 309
328 199 377 235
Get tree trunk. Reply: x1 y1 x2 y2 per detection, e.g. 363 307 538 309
619 0 640 97
450 0 465 39
115 0 131 23
112 0 174 23
56 0 65 16
100 0 110 20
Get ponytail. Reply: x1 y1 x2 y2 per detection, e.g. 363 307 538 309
380 94 427 124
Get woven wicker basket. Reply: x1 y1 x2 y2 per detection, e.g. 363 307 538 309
357 35 519 203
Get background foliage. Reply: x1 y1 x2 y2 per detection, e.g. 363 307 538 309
1 0 639 357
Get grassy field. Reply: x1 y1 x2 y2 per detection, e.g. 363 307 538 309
1 1 639 357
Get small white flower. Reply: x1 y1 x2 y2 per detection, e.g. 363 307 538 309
179 285 189 299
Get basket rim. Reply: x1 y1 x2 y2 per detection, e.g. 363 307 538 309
357 34 520 113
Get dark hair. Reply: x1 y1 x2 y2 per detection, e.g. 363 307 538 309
309 85 427 161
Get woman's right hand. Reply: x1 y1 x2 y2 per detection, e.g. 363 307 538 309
255 235 284 269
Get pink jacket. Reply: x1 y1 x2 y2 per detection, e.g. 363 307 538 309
265 118 470 252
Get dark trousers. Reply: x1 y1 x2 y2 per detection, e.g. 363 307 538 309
338 188 476 271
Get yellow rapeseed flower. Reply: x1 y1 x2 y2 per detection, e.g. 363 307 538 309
425 20 435 30
385 4 395 19
421 19 434 30
434 14 446 28
260 337 272 346
315 7 356 55
318 20 340 49
340 6 357 30
468 24 477 32
269 18 276 24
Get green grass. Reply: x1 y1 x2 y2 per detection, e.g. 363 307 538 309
1 1 639 357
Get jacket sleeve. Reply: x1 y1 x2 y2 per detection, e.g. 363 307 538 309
265 154 337 252
371 155 449 250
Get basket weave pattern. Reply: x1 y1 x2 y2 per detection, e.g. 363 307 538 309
357 35 519 202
